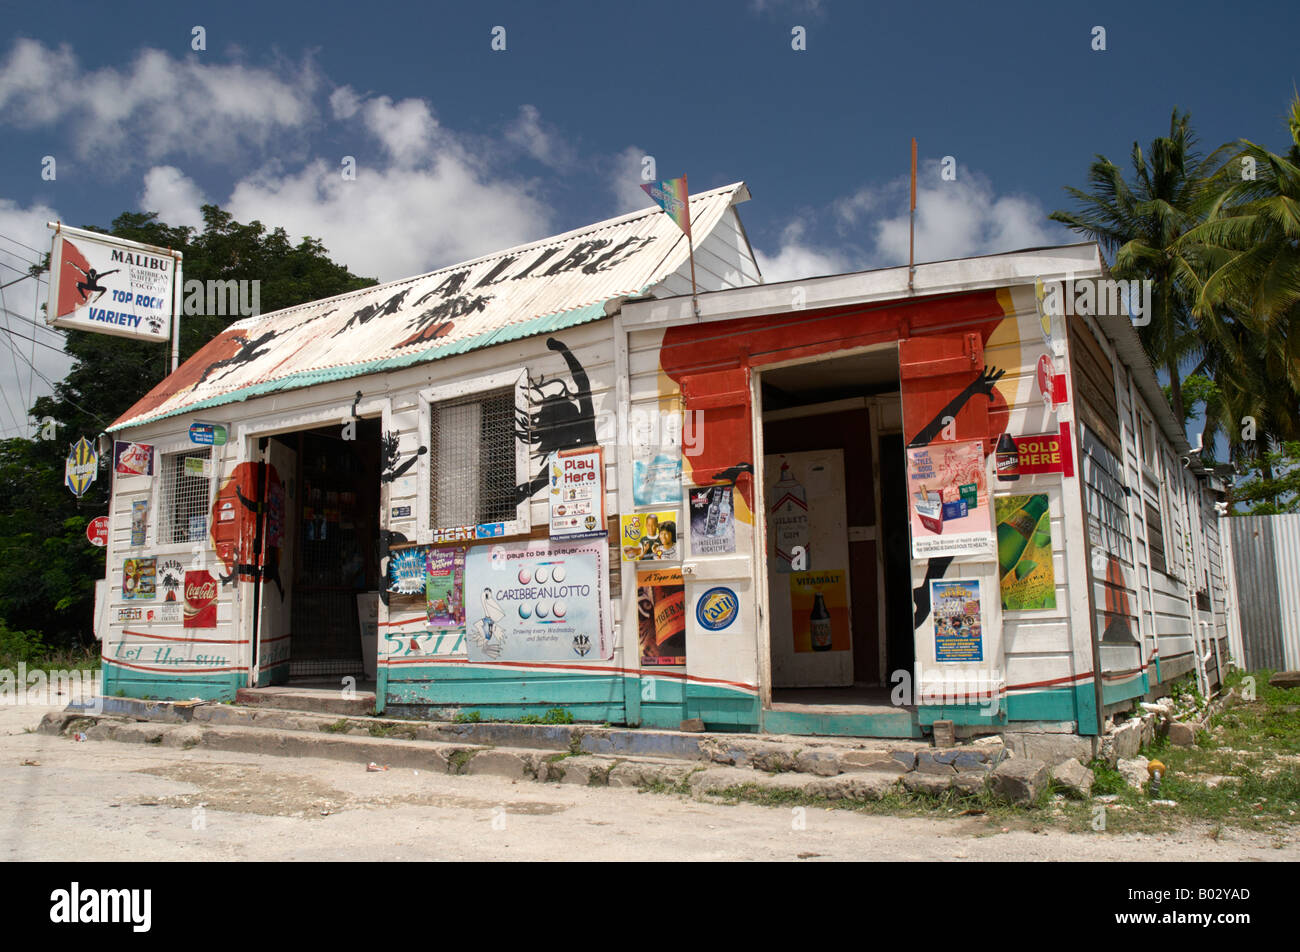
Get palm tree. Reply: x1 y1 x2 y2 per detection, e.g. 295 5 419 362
1177 94 1300 462
1050 110 1230 424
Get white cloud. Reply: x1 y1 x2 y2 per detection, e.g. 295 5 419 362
505 105 577 170
358 95 443 168
753 220 853 283
0 198 74 437
607 145 656 216
0 39 319 169
226 156 548 282
329 84 362 120
844 161 1066 265
140 166 208 231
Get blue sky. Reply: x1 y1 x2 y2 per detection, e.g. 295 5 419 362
0 0 1297 436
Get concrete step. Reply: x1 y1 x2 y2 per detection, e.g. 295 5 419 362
234 686 375 717
62 696 1005 780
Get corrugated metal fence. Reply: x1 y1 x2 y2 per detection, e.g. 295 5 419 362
1228 514 1300 670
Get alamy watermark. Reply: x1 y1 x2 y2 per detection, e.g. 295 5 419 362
1040 276 1152 326
179 279 261 318
1 664 103 713
890 663 1003 716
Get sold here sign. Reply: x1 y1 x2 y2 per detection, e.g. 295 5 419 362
1012 425 1074 477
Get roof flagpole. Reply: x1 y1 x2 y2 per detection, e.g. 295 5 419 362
908 137 917 293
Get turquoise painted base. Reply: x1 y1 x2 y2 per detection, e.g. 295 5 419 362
101 660 242 701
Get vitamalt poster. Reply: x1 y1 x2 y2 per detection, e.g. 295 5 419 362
788 570 849 653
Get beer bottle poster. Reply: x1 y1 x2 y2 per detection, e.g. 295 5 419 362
905 440 994 559
637 566 686 666
426 546 466 627
931 579 983 662
788 570 849 652
122 557 156 600
688 484 736 556
995 493 1056 610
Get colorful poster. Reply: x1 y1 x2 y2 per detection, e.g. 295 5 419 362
637 566 686 666
130 499 148 546
122 557 156 600
426 547 466 627
157 559 185 603
183 570 218 628
619 510 680 562
113 440 153 476
769 459 808 573
931 579 984 662
463 539 610 663
631 403 683 506
688 484 735 556
789 570 850 653
996 494 1056 610
906 440 994 559
549 446 606 540
65 437 98 497
387 544 429 595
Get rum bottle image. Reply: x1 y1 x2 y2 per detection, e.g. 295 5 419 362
997 494 1049 578
810 590 833 651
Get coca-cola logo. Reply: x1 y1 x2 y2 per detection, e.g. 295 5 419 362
185 580 217 601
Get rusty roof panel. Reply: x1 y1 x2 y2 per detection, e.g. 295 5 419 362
111 183 749 431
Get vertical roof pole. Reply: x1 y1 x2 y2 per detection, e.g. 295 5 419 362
908 137 917 294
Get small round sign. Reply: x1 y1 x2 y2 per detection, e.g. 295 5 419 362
86 516 109 547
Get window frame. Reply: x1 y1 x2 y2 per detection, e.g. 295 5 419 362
418 369 531 543
150 441 217 552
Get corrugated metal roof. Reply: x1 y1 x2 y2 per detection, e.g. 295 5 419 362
111 182 750 431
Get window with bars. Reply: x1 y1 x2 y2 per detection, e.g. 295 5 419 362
160 448 212 544
428 387 519 528
1081 427 1133 566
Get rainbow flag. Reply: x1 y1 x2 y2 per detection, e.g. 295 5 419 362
641 175 691 237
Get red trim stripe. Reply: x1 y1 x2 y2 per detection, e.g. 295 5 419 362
106 658 243 675
121 629 242 645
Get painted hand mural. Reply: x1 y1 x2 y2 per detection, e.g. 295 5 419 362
513 337 596 505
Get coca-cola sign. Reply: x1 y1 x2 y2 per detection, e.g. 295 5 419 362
183 570 218 629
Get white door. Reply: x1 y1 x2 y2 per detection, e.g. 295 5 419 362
765 449 853 687
254 440 296 685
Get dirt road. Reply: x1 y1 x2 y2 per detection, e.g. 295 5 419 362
3 702 1295 861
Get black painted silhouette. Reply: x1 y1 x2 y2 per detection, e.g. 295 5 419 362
333 288 410 337
911 556 954 630
513 337 596 505
195 331 279 388
72 264 118 303
381 430 427 484
907 366 1005 448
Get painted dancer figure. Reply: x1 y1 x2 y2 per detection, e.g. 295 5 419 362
72 263 118 303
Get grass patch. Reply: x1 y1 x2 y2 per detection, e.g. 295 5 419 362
516 707 575 725
448 749 478 774
366 721 417 739
453 710 482 724
319 718 352 734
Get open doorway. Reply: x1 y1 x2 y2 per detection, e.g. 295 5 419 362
266 420 382 684
758 346 915 715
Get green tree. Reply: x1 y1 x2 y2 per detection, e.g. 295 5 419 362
0 206 376 651
1050 110 1231 424
1177 93 1300 468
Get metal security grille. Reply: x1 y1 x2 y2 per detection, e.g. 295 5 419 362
1081 429 1133 564
160 448 212 544
429 387 518 527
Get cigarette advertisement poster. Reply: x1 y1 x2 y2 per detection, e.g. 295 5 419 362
906 440 994 559
619 510 680 562
688 484 736 556
995 494 1056 610
931 579 984 662
549 446 606 541
463 539 609 663
114 440 153 477
637 566 686 666
789 570 850 653
426 546 466 627
122 557 156 600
